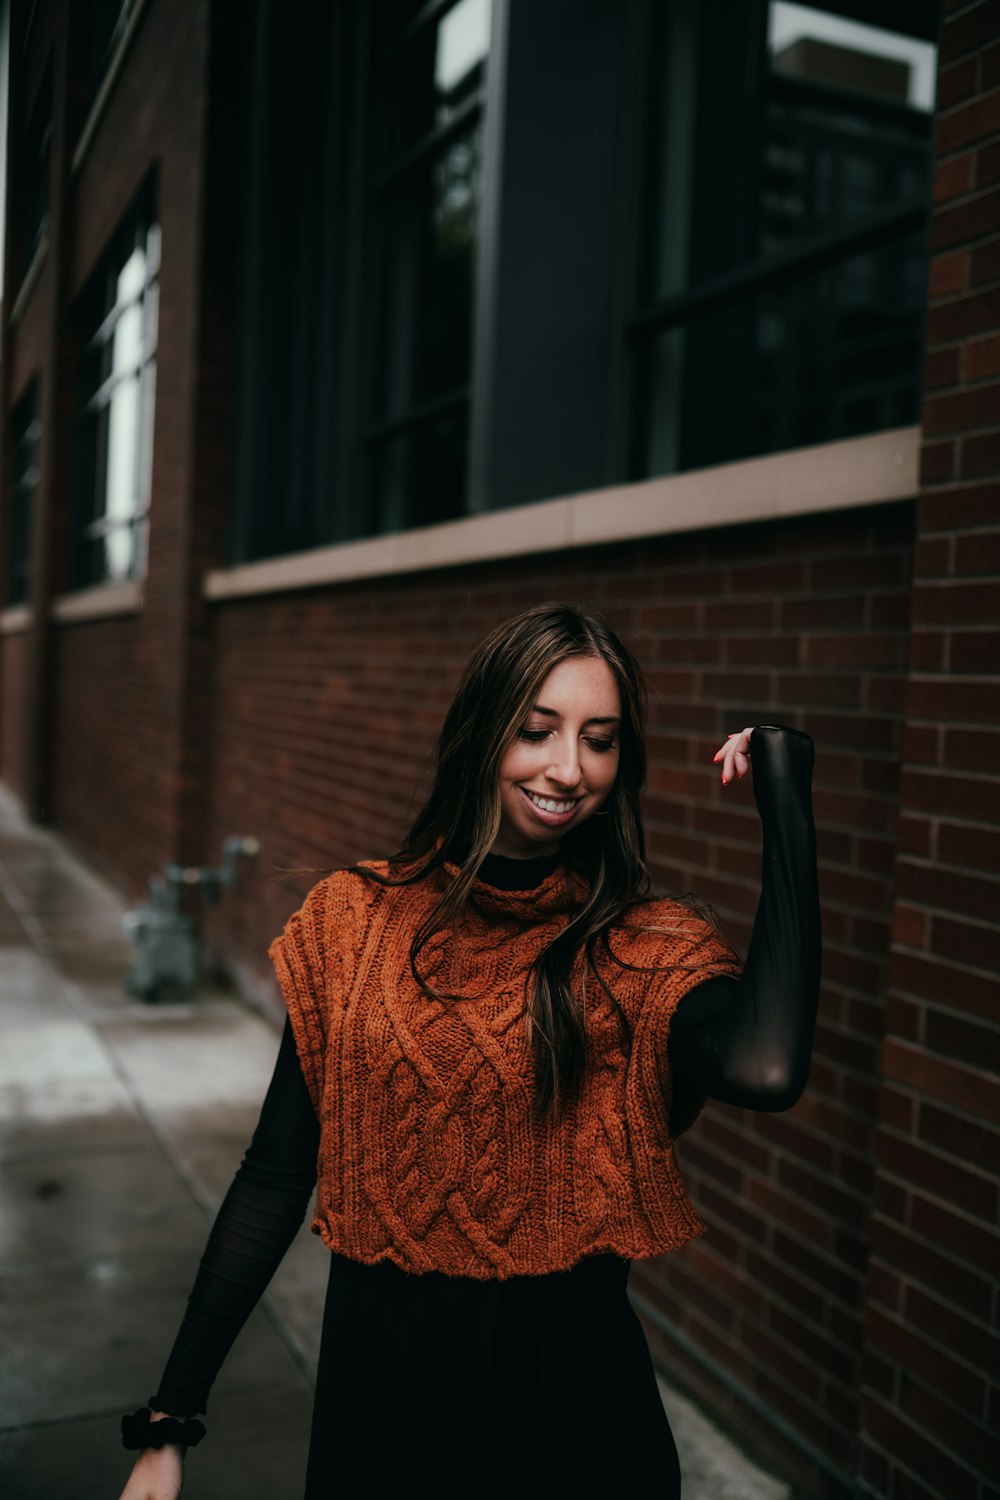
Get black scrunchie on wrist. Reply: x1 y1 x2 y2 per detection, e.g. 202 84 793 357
121 1407 207 1450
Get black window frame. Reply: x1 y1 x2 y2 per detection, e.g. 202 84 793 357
362 0 492 535
627 0 941 481
8 380 41 609
70 178 160 590
87 0 143 103
16 60 52 286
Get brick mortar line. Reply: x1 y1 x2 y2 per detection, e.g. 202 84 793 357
883 1039 998 1087
932 177 1000 204
915 527 1000 540
703 1111 882 1192
923 383 1000 397
868 1228 998 1295
673 1290 864 1408
874 1124 1000 1184
893 840 1000 864
926 266 1000 295
670 1205 864 1307
878 1081 1000 1132
929 276 1000 300
633 1299 848 1489
922 425 1000 441
886 1183 1000 1240
935 85 1000 121
889 961 1000 996
861 1361 991 1427
918 477 1000 491
862 1389 988 1472
891 909 1000 937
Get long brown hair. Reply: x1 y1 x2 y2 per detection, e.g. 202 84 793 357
361 602 652 1112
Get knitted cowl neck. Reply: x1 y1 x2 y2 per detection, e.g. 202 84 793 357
444 850 585 927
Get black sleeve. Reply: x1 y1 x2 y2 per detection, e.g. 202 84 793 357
150 1018 320 1418
668 725 821 1136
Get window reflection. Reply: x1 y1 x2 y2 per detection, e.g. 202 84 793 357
74 206 159 587
369 0 490 533
637 230 927 477
769 4 936 111
436 0 490 108
9 384 40 606
635 0 936 479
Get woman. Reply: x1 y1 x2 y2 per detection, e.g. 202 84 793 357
118 603 820 1499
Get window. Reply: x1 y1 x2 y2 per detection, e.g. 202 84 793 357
87 0 142 100
18 62 51 283
72 188 159 588
9 381 40 607
366 0 491 534
227 0 493 563
224 0 938 562
631 0 939 479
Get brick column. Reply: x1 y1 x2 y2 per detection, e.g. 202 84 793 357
857 5 1000 1498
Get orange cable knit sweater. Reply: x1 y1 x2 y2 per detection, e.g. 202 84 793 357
269 860 741 1279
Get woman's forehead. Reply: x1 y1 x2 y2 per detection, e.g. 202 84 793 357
533 656 621 715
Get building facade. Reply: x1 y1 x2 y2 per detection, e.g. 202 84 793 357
1 2 997 1497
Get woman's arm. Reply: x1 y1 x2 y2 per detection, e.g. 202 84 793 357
151 1019 320 1415
118 1016 319 1495
668 725 820 1135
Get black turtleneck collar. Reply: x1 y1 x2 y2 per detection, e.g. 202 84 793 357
476 851 561 892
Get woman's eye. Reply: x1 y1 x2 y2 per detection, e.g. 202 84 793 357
586 738 616 754
518 729 550 742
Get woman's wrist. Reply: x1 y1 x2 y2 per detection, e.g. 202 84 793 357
121 1406 206 1450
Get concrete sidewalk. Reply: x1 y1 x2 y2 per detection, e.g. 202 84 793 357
0 787 789 1500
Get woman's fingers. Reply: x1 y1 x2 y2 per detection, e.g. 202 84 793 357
712 727 755 783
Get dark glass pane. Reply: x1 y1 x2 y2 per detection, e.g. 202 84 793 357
635 228 927 478
640 0 936 305
20 69 52 278
373 120 482 421
9 386 40 606
89 0 140 99
362 0 489 534
368 406 468 534
378 0 491 163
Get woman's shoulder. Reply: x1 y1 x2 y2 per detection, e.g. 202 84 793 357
615 893 712 935
293 861 392 921
608 894 737 965
302 859 446 915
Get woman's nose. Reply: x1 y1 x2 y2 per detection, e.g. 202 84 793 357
546 741 581 788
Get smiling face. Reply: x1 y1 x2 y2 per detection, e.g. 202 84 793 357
492 655 622 859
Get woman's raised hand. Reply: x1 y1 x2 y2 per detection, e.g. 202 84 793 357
117 1445 183 1500
713 726 755 785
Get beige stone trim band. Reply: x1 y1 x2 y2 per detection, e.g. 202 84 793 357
51 580 143 622
202 424 918 602
0 606 32 635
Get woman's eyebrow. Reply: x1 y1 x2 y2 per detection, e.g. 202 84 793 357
531 704 621 725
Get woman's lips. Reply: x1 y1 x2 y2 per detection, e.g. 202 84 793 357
518 786 582 826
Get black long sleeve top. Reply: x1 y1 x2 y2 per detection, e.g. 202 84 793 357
150 725 819 1418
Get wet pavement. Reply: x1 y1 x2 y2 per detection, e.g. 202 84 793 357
0 785 789 1499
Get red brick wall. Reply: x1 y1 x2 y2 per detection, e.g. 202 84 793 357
857 4 1000 1498
46 0 213 884
206 501 914 1498
5 4 998 1497
0 631 31 799
50 615 182 895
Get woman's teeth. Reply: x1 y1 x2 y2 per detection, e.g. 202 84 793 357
525 791 577 814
